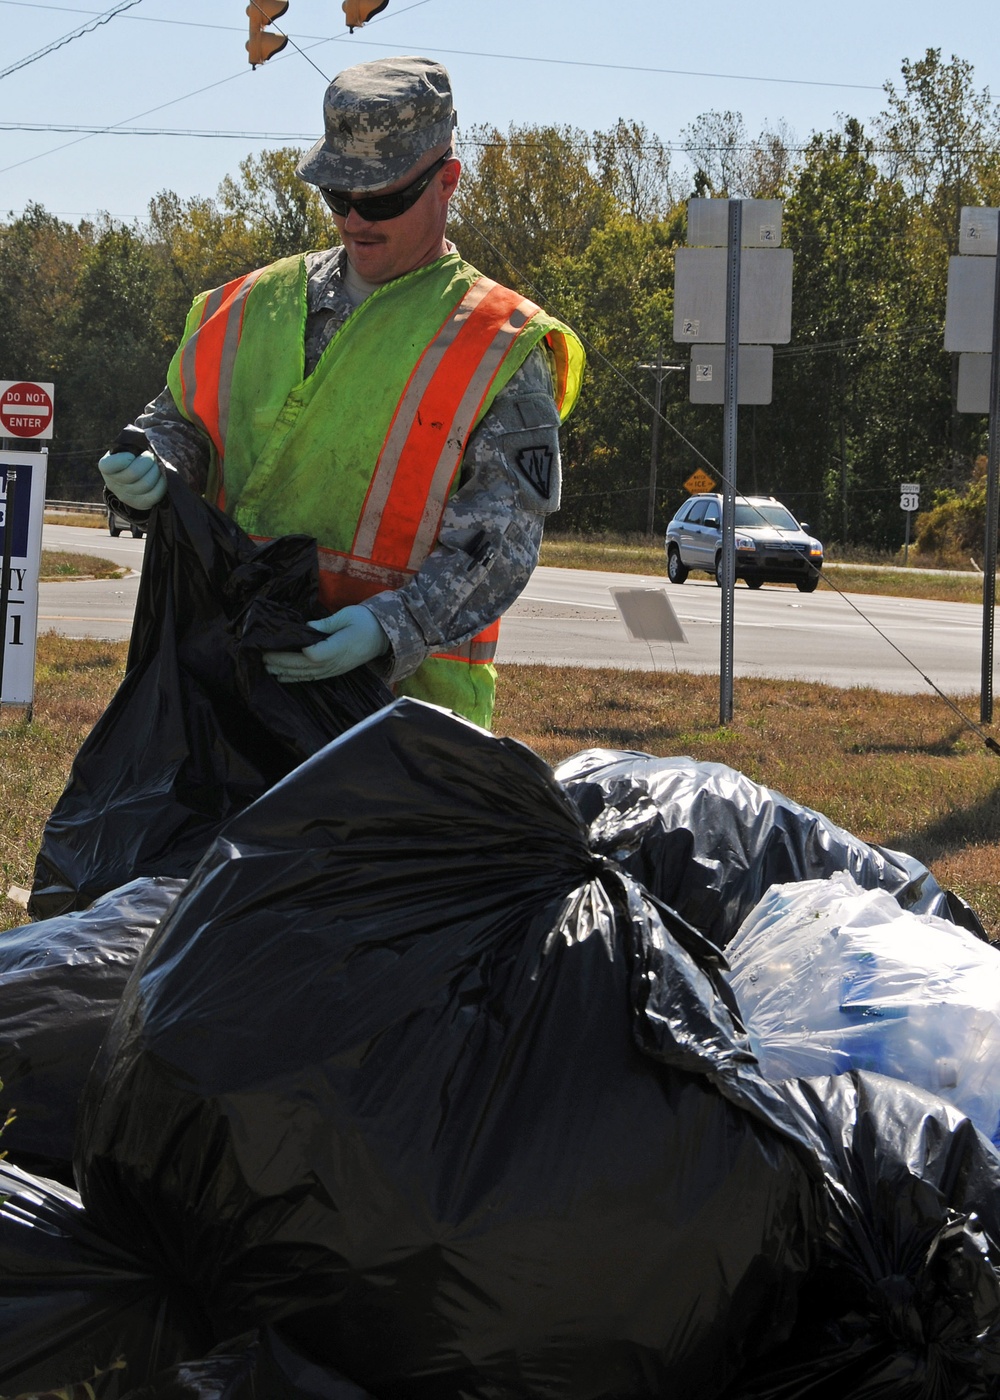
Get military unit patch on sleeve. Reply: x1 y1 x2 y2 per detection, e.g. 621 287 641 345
515 444 555 498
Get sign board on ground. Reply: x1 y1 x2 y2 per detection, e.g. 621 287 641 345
0 381 54 440
0 450 47 705
900 483 920 512
610 588 687 645
684 468 716 494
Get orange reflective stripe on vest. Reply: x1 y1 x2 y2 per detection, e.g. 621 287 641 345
176 268 265 466
432 617 500 665
353 278 540 573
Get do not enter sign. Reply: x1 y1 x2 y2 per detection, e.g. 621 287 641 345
0 381 54 440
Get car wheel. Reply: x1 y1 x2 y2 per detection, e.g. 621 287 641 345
667 546 688 584
714 554 724 587
108 514 121 537
746 576 764 590
797 576 819 593
131 526 145 539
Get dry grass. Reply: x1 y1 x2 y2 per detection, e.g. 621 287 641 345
39 550 125 580
43 510 106 529
2 637 998 940
0 635 129 929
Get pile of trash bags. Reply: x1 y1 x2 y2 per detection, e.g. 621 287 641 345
729 871 1000 1146
29 472 392 921
2 482 999 1399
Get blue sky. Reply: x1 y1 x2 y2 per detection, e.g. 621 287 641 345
1 0 999 223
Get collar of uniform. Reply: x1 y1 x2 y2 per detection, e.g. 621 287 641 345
305 240 460 315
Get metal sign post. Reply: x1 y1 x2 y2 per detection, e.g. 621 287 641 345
0 468 17 703
984 249 1000 722
674 198 792 724
719 200 743 724
944 207 1000 722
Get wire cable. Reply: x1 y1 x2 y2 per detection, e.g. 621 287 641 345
0 0 433 176
0 1 883 91
0 0 143 82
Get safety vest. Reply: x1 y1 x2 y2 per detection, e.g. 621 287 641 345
166 251 584 728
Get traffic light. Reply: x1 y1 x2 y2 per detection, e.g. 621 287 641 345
247 0 289 66
343 0 389 31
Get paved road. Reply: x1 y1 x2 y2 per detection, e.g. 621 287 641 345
500 566 988 695
39 525 992 695
41 524 144 643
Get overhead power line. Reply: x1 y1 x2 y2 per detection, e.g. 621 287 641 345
0 0 883 92
0 0 144 82
0 0 433 176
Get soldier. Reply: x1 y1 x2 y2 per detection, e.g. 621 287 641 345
99 55 584 729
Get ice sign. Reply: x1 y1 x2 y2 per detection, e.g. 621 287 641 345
759 225 776 243
695 363 714 381
682 318 700 338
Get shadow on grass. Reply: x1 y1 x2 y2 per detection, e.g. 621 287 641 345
848 725 971 759
887 783 1000 863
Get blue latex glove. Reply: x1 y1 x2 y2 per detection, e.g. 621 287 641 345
98 449 166 510
263 605 389 683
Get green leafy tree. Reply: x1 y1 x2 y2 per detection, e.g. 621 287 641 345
59 223 169 496
877 49 1000 241
681 110 794 198
542 213 705 533
451 123 611 286
147 147 333 344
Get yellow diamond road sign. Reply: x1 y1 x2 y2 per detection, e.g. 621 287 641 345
684 469 716 494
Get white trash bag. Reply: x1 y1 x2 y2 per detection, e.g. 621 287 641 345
727 871 1000 1147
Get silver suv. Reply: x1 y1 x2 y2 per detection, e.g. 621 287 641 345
665 493 823 592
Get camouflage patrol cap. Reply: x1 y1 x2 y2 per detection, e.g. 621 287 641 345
297 56 457 193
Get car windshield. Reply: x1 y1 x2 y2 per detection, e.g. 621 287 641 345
734 503 800 531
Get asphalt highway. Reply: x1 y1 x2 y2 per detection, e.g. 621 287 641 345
39 524 992 696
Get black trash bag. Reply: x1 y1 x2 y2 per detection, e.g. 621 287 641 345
30 471 393 921
78 699 823 1400
0 876 185 1184
0 1161 204 1399
725 1073 1000 1399
121 1329 376 1400
556 751 986 947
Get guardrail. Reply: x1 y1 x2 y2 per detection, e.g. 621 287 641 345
45 499 105 514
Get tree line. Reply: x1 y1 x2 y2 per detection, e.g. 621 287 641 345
2 49 998 555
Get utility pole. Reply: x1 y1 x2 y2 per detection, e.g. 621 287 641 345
638 349 683 536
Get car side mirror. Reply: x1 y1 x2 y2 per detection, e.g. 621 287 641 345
705 516 719 528
799 521 809 531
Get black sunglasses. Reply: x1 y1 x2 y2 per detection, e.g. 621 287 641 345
320 150 453 222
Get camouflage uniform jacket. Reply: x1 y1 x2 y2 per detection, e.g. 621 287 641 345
133 245 563 685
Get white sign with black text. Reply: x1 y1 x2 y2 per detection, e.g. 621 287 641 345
0 449 48 705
